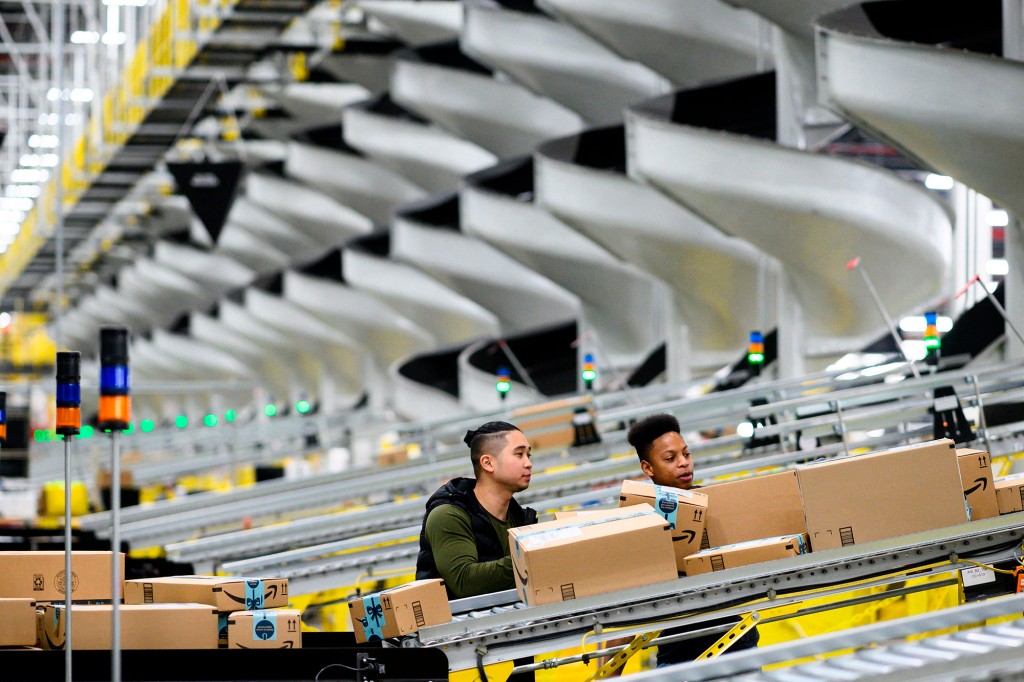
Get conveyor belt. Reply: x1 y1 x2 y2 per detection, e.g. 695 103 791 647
79 443 467 535
195 416 1013 577
747 361 1024 421
109 439 615 549
216 489 621 587
184 418 1024 580
638 594 1024 681
410 514 1024 671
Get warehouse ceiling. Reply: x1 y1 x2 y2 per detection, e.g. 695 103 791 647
0 0 360 313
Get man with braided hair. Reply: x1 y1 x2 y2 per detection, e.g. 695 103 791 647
416 421 538 599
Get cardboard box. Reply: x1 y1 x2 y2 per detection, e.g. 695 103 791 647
683 534 809 576
995 473 1024 514
957 448 999 520
97 469 134 489
701 471 806 547
509 508 677 607
349 579 451 643
227 609 302 649
553 508 629 521
124 576 289 612
619 479 709 569
375 448 409 467
796 439 969 551
41 603 219 650
0 551 124 601
35 606 44 647
0 599 36 646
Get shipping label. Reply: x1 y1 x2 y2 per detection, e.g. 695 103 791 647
252 610 277 641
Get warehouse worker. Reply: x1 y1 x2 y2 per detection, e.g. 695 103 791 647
625 413 759 668
416 421 538 599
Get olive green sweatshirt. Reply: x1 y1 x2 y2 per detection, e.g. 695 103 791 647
424 504 515 599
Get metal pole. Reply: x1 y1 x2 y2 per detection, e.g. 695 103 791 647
573 330 644 407
758 253 769 333
971 276 1024 346
53 0 66 350
497 340 541 394
111 429 121 682
64 436 72 681
849 258 920 379
969 374 993 457
831 399 851 458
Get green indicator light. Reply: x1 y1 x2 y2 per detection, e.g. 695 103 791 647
748 353 765 364
296 400 311 414
77 424 94 440
175 415 188 429
140 419 155 433
123 422 134 435
924 337 940 349
33 429 46 443
225 409 237 422
496 380 511 394
264 404 277 417
581 369 597 382
203 414 218 427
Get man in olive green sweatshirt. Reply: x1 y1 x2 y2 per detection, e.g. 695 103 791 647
415 421 538 599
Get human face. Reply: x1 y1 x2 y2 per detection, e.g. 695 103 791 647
640 431 694 489
486 430 533 492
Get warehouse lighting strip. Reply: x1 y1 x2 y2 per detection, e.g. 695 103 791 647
30 399 352 486
412 514 1024 671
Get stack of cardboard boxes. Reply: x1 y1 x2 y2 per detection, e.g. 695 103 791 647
123 576 299 649
503 438 1011 609
0 551 123 650
0 555 297 651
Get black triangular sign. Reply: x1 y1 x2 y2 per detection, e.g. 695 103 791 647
167 159 244 245
299 248 344 282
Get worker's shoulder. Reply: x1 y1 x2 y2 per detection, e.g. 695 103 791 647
426 501 472 528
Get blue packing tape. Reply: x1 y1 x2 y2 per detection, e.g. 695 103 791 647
245 580 265 610
653 485 679 530
361 595 385 641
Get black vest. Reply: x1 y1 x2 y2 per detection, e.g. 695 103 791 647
416 477 537 597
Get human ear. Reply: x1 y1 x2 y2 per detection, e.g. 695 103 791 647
480 453 496 473
640 459 653 479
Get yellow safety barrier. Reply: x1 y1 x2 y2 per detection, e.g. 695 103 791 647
40 481 89 517
128 546 166 560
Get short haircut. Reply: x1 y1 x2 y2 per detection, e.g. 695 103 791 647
464 421 521 476
627 413 681 462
